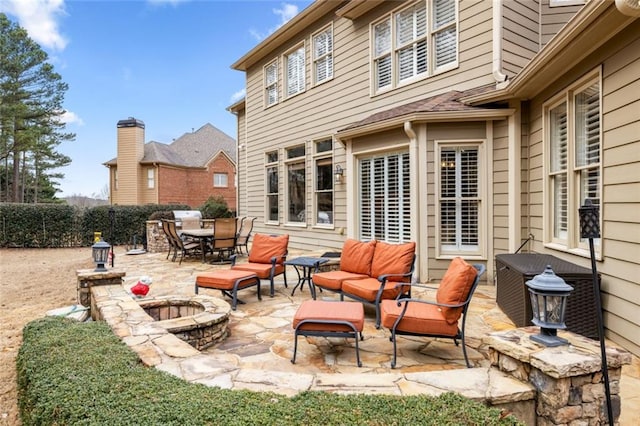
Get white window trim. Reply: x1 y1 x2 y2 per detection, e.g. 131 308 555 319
549 0 585 7
312 138 334 229
284 144 307 227
311 24 334 87
284 42 306 99
370 0 459 96
265 151 280 225
434 139 487 259
147 168 155 189
213 173 228 188
543 69 602 259
264 59 279 108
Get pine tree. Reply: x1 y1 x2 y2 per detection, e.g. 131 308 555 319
0 13 74 203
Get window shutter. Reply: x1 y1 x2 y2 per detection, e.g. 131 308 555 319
286 47 305 97
265 62 278 105
575 83 600 167
374 19 391 56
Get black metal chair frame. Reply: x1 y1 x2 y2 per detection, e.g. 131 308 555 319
235 216 256 255
387 263 486 368
291 319 364 367
194 274 261 311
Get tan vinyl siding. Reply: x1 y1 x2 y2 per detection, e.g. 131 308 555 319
540 0 582 46
524 22 640 356
492 119 510 254
241 1 496 251
502 0 541 77
236 110 247 216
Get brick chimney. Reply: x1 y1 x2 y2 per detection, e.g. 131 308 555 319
116 117 145 205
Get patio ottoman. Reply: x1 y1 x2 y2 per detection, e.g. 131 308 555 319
195 269 260 310
291 300 364 367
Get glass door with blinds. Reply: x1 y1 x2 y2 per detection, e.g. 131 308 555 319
358 151 411 243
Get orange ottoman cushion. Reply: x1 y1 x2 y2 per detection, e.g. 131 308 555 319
293 300 364 333
196 270 258 291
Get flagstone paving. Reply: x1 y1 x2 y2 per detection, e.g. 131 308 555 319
106 247 639 424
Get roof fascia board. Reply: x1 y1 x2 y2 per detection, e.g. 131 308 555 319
231 1 344 71
335 0 384 19
335 109 515 140
464 1 633 104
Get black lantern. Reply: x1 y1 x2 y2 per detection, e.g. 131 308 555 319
334 165 343 183
579 199 600 239
92 238 111 272
526 265 574 347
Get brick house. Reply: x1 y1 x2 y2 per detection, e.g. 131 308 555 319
104 118 236 209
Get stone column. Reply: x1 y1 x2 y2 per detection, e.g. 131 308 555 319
76 269 126 320
484 327 632 425
146 220 170 254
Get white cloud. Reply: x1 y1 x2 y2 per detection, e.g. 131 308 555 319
60 110 84 126
250 3 300 42
0 0 68 51
230 88 246 103
146 0 189 6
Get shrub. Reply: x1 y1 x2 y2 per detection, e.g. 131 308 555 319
17 317 522 425
199 195 234 219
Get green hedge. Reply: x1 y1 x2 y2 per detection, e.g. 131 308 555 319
0 203 189 248
17 317 522 426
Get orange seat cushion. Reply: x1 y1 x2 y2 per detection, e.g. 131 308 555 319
232 262 285 279
312 270 369 291
248 233 289 264
342 277 409 302
380 299 459 336
293 300 364 333
196 270 258 291
370 241 415 279
436 257 478 325
339 239 376 275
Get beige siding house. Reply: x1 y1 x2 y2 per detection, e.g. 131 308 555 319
229 0 639 356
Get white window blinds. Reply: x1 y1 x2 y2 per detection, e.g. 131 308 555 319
313 27 333 84
358 152 411 243
265 61 278 106
286 46 305 97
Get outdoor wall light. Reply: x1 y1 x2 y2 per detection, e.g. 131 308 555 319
92 238 111 272
334 165 344 184
526 265 574 347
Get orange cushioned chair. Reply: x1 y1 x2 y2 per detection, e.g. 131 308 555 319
312 239 376 293
380 257 486 368
230 233 289 297
341 241 416 328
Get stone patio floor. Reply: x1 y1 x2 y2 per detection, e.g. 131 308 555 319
108 246 639 424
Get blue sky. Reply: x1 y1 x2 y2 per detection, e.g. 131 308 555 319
1 0 313 198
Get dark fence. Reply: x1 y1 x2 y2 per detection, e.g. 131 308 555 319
0 203 189 248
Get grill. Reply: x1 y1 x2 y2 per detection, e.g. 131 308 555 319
495 253 599 340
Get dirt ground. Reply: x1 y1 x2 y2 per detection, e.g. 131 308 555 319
0 247 94 426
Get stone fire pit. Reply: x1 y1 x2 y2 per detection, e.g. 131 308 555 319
138 296 231 350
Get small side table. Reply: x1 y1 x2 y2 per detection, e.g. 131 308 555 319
285 256 329 299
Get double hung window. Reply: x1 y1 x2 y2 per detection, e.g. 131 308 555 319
437 144 481 255
358 152 411 243
372 0 457 93
213 173 228 188
147 168 155 189
264 60 278 107
313 26 333 85
546 73 601 252
286 145 306 223
314 139 333 226
265 151 279 223
285 45 305 97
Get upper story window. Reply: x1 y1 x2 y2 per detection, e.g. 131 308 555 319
147 168 155 189
372 0 457 93
313 26 333 85
213 173 228 188
285 44 305 98
264 60 278 107
265 151 279 223
545 72 601 254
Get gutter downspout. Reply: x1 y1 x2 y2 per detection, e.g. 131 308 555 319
403 121 423 280
492 0 508 87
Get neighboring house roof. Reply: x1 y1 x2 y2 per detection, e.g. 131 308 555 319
337 84 510 138
104 123 236 168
